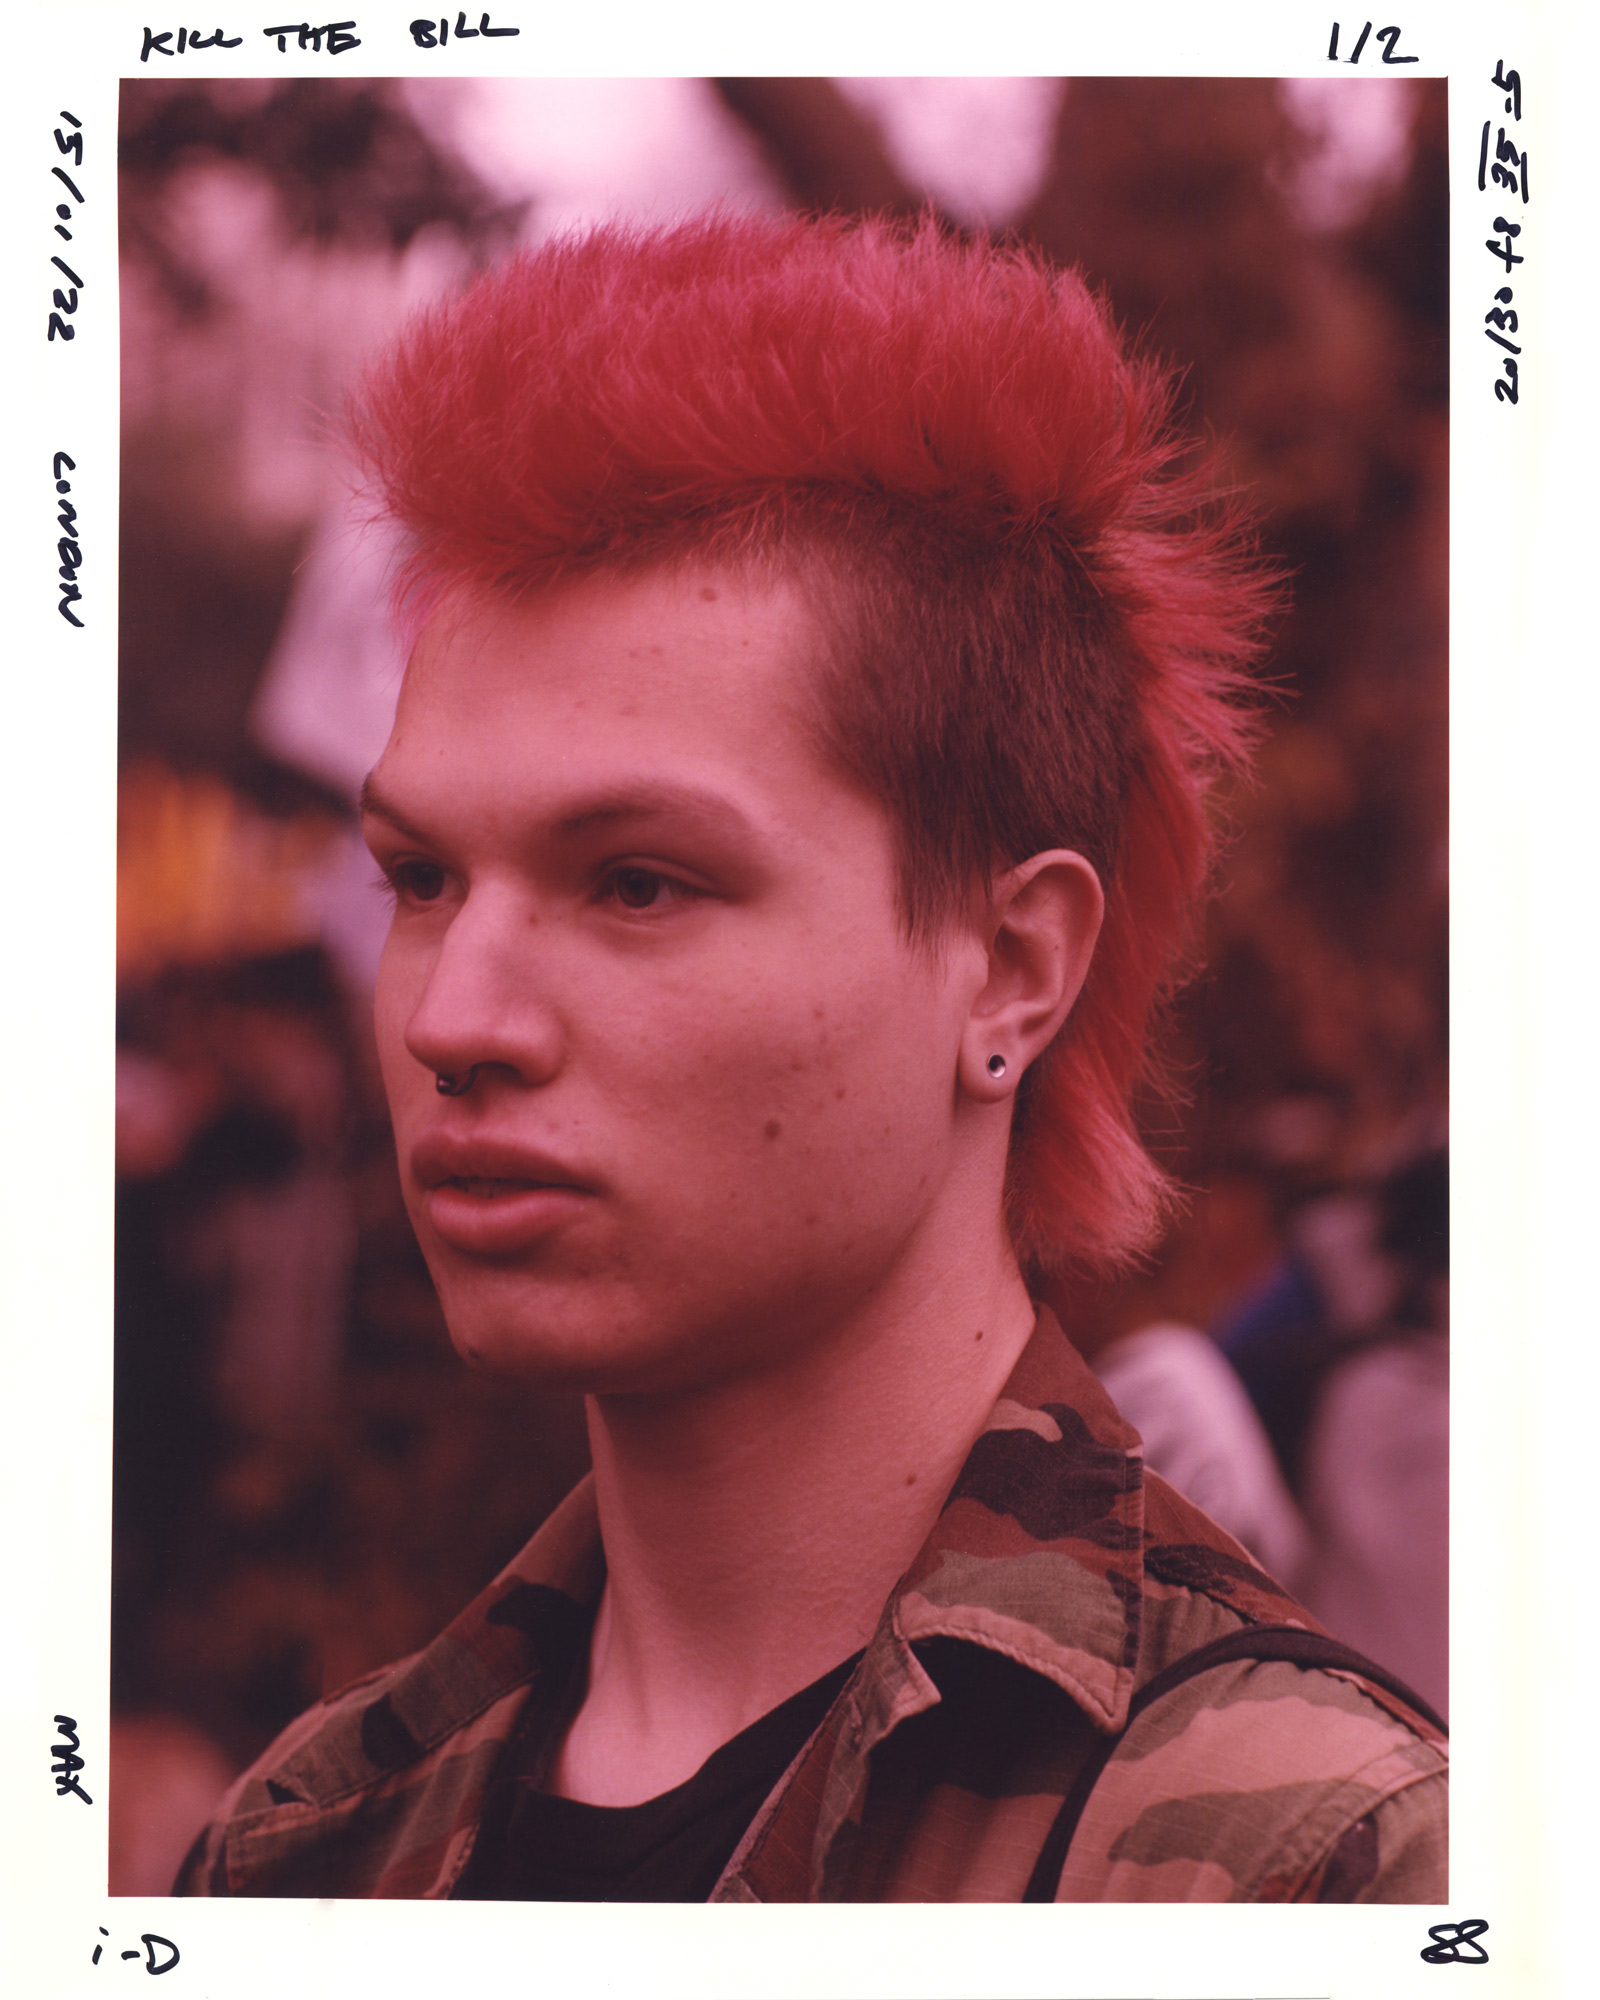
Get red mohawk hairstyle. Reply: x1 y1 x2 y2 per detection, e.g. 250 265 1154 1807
349 212 1275 1273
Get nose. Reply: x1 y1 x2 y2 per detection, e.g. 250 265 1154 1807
400 884 566 1093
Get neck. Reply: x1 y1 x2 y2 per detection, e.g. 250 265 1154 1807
550 1218 1037 1804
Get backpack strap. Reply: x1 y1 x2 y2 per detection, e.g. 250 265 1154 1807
1020 1623 1446 1902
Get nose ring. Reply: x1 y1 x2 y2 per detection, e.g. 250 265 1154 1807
435 1067 478 1097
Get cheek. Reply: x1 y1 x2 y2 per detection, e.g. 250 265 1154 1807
625 960 950 1194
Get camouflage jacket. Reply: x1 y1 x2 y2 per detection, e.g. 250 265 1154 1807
177 1312 1446 1901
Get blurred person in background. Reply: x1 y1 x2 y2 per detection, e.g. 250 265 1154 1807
1077 1138 1448 1720
1213 1143 1449 1716
174 213 1446 1904
1091 1321 1310 1593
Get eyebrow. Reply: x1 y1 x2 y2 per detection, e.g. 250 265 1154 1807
358 771 763 849
553 785 760 845
357 771 428 842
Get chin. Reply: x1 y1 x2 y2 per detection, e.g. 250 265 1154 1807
439 1288 596 1382
432 1272 655 1393
442 1286 767 1402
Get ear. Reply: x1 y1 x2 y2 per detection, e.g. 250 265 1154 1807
958 851 1104 1102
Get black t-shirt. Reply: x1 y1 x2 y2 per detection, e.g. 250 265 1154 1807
453 1654 861 1902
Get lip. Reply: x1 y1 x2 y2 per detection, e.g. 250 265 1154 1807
410 1130 600 1256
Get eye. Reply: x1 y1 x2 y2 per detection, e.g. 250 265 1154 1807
386 859 448 905
599 864 709 915
608 866 673 910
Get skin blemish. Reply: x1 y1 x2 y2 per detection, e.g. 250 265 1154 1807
834 1087 846 1101
700 585 718 602
904 1472 918 1486
764 1118 782 1140
974 1328 985 1342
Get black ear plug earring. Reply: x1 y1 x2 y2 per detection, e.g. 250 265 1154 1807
986 1054 1007 1078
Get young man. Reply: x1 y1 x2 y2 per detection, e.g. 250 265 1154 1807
178 215 1446 1901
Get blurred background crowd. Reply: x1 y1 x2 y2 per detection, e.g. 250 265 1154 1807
112 73 1448 1893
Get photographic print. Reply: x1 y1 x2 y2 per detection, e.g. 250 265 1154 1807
1 3 1571 1994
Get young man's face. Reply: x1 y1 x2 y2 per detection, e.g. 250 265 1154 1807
362 565 994 1397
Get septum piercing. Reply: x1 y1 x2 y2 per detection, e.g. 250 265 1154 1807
435 1067 478 1097
986 1054 1007 1078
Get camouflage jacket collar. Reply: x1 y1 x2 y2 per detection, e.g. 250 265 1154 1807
891 1306 1145 1733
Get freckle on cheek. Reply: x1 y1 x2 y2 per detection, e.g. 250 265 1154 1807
764 1118 782 1140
